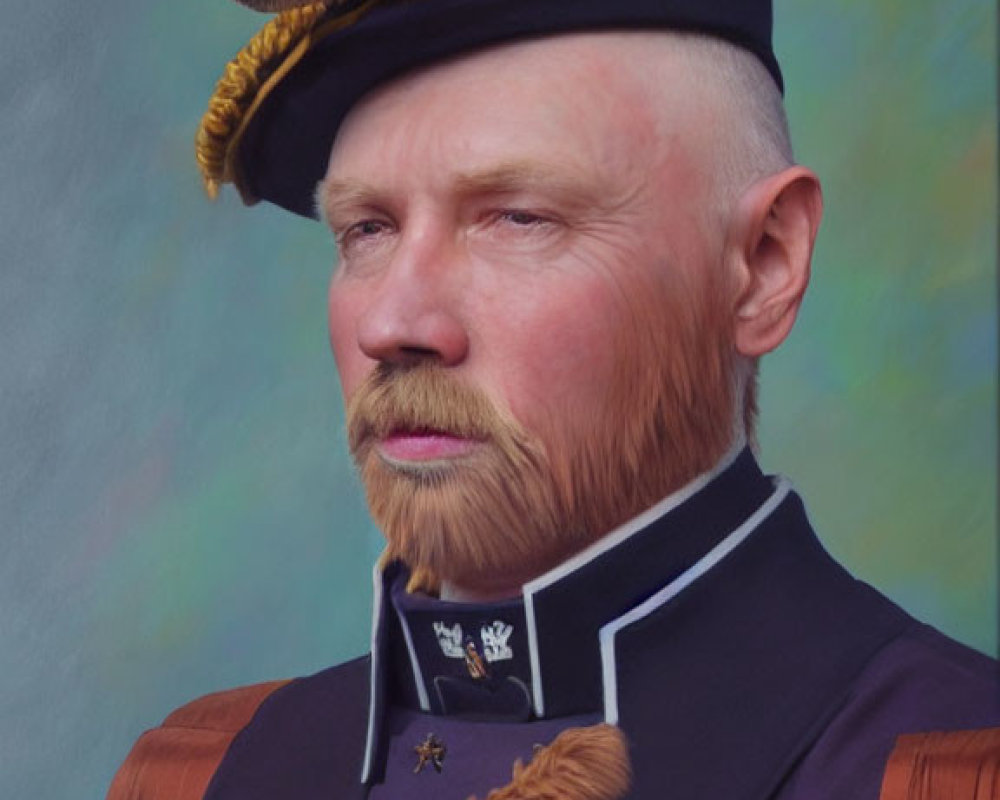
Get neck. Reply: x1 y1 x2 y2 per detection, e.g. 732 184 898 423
439 580 523 603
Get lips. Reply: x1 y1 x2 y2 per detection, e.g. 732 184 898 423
377 428 481 463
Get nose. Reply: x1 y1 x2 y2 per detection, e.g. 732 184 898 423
355 235 470 368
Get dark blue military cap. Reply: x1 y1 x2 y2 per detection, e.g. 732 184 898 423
197 0 782 219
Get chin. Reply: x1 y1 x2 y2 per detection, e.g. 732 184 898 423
361 447 584 590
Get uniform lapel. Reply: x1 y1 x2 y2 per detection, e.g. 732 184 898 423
613 493 909 798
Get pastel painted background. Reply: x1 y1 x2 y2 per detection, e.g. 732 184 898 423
0 0 994 796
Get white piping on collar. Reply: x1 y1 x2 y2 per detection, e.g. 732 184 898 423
394 606 431 712
360 563 383 785
522 438 746 717
598 477 791 725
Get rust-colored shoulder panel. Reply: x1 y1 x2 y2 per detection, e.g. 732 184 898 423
106 680 292 800
161 680 292 731
879 727 1000 800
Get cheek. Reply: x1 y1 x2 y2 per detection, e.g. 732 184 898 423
487 275 624 431
327 279 367 400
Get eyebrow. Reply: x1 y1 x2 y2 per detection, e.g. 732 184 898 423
316 160 601 224
314 178 382 226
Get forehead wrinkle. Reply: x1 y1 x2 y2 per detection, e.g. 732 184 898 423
451 161 604 204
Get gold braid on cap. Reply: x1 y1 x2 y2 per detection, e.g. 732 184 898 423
195 2 330 200
234 0 328 9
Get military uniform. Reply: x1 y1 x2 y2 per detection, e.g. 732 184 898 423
109 449 999 799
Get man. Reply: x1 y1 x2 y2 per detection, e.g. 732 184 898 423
109 1 999 798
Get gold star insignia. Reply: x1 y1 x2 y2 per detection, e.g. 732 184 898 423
414 733 447 774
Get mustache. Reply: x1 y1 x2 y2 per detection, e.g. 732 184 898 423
346 364 521 456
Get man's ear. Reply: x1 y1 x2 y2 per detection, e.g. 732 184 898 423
727 166 823 357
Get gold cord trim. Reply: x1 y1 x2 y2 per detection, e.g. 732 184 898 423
235 0 327 10
195 0 381 204
196 3 328 199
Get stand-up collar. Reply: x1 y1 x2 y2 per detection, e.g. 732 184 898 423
522 444 774 717
390 575 534 720
369 444 776 741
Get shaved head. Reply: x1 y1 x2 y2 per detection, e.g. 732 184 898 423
644 32 794 224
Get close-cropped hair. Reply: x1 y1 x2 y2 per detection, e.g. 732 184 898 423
663 33 796 444
667 32 795 224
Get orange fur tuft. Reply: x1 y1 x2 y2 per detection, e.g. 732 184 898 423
471 724 631 800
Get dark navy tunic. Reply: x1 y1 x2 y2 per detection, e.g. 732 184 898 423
203 448 1000 799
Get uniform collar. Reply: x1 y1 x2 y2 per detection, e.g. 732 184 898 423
362 442 781 780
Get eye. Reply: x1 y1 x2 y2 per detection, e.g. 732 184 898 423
358 219 391 236
334 217 397 262
497 209 550 228
337 218 391 245
473 207 565 255
331 215 398 273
